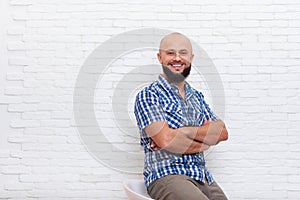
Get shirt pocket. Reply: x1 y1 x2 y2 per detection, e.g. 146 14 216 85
160 100 183 128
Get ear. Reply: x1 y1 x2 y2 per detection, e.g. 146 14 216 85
190 53 194 62
157 52 163 64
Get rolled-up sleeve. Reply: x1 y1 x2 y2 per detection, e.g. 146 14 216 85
134 89 166 130
197 92 218 121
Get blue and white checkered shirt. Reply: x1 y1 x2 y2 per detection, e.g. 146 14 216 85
134 75 218 187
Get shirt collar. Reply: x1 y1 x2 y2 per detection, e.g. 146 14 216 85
157 75 195 99
157 74 173 92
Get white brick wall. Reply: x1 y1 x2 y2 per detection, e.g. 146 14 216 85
1 0 300 199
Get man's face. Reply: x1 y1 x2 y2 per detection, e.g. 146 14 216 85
157 34 194 82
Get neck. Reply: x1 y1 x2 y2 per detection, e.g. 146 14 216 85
173 81 185 91
162 74 185 91
174 81 186 100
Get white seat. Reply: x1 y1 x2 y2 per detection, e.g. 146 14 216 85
123 180 154 200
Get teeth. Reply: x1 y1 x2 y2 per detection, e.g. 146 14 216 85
172 64 182 67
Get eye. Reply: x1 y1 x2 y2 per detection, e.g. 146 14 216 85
166 50 175 56
179 50 188 56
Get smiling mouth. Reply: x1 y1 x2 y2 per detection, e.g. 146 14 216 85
169 63 184 71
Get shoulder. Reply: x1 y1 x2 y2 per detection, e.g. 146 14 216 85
194 90 204 99
135 81 161 104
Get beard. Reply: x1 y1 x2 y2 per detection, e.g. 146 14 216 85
162 64 191 83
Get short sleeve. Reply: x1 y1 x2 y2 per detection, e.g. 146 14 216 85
134 89 166 130
198 92 218 121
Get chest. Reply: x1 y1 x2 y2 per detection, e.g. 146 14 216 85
159 95 205 128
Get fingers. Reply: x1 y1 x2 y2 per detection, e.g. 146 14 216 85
150 141 160 151
200 143 210 152
203 119 212 125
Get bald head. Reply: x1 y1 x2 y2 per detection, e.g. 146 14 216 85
159 32 193 53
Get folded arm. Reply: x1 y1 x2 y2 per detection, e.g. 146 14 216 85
144 120 228 154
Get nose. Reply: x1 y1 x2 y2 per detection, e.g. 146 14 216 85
174 52 182 61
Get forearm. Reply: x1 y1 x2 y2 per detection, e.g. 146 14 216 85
162 131 210 154
145 122 209 154
144 120 228 154
179 120 228 145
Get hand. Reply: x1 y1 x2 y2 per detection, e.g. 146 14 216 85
150 141 161 151
200 142 210 152
203 119 212 125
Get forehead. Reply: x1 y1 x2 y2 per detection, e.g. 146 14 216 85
160 33 193 51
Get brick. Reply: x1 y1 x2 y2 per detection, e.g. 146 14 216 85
257 64 287 74
10 119 40 128
272 42 300 50
0 190 28 198
288 35 300 42
7 42 27 50
0 157 20 165
172 5 202 13
258 35 287 42
232 20 260 27
262 50 289 58
56 4 85 12
0 96 22 104
226 66 258 75
40 120 70 128
8 58 31 66
80 174 111 183
10 150 23 158
289 50 300 58
6 72 24 80
242 0 272 4
5 87 33 95
0 150 10 158
261 20 289 27
10 0 33 5
288 175 300 183
288 191 300 199
7 27 26 35
1 166 31 174
22 112 51 120
12 11 29 20
273 0 299 4
51 111 71 119
244 12 274 20
242 58 271 66
241 42 271 50
242 74 270 81
271 74 300 81
4 183 33 191
35 73 65 80
19 175 51 183
26 20 55 28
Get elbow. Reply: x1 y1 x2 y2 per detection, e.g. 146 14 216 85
149 123 177 150
216 119 229 142
222 127 229 141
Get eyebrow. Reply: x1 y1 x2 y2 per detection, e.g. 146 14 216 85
159 48 189 51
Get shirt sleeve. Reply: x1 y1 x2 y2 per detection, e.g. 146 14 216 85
134 89 166 130
198 92 218 121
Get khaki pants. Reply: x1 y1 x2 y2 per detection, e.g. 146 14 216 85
148 175 228 200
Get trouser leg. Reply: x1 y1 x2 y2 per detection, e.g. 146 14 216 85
196 181 228 200
148 175 209 200
147 174 228 200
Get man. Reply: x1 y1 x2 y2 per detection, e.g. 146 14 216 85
134 32 229 200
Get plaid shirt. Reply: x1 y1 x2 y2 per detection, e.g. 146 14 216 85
134 75 218 187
